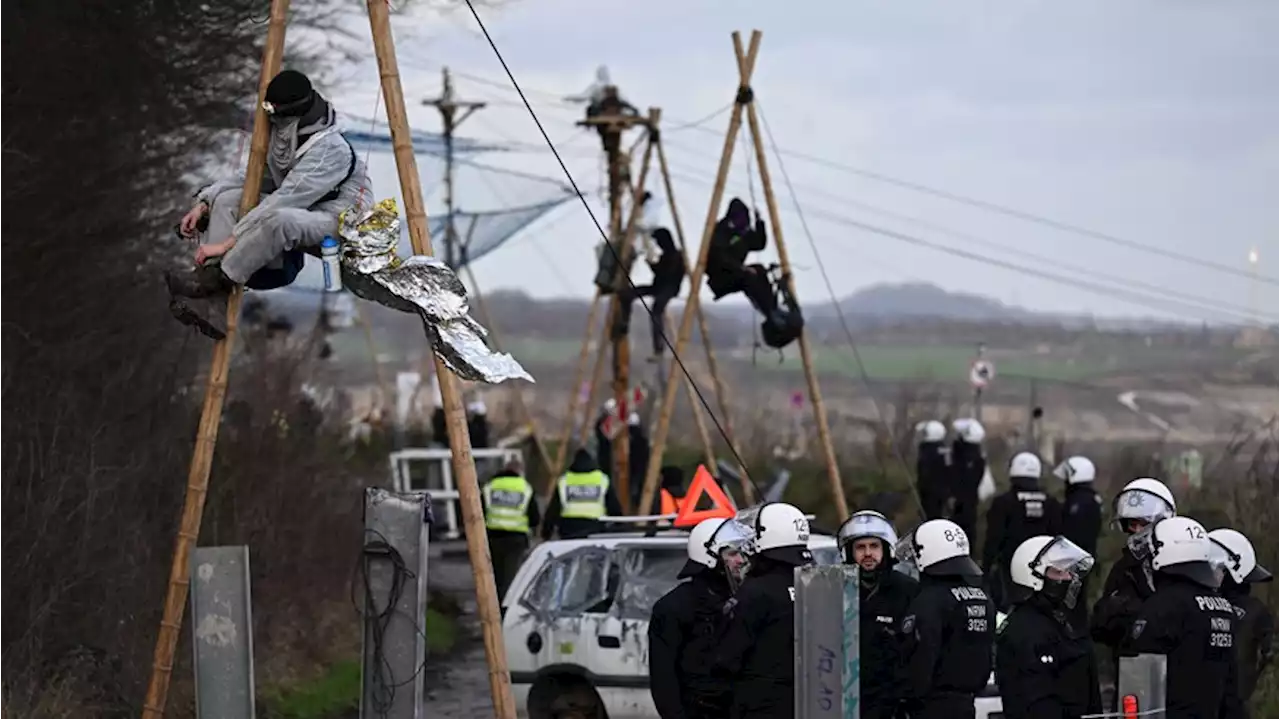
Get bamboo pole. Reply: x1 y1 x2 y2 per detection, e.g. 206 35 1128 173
140 3 288 716
551 288 602 475
665 313 716 469
463 263 556 482
654 136 751 501
739 51 848 519
365 2 516 716
637 31 762 521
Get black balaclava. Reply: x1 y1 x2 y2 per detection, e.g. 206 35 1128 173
652 227 676 253
725 198 750 232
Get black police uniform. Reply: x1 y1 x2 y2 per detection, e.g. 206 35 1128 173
859 568 920 719
982 478 1062 611
898 570 996 718
1222 581 1278 704
649 562 736 719
948 441 985 542
1060 484 1102 621
1122 571 1245 718
916 440 950 520
995 595 1102 719
715 555 804 719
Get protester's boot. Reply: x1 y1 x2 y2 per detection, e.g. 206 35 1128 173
166 264 235 340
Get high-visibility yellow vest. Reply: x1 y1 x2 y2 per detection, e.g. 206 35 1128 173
557 470 609 520
483 475 534 533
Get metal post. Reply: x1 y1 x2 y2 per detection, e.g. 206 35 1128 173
423 67 487 270
794 564 860 719
191 546 256 719
360 489 432 719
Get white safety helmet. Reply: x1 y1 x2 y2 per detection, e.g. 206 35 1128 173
837 510 899 567
682 517 755 584
1112 477 1177 533
895 518 981 577
1009 535 1095 608
1053 456 1096 484
1130 516 1217 587
627 412 641 426
602 398 617 414
952 418 986 444
467 399 487 416
1209 528 1273 586
1009 452 1042 479
748 502 813 566
915 420 946 443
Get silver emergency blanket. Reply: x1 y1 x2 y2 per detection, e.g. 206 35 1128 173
337 199 532 384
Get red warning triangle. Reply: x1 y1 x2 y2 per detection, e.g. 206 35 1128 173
673 465 736 528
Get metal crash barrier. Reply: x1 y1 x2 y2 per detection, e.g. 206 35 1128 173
795 564 861 719
387 447 521 539
1083 653 1168 718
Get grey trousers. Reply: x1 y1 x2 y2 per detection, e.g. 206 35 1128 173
206 188 339 284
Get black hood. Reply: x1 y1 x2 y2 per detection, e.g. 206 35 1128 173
652 227 676 253
923 554 983 578
725 198 750 229
568 449 597 473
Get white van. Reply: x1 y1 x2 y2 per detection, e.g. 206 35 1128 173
500 530 1003 718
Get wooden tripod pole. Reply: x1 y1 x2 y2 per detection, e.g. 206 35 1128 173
551 288 603 475
365 2 516 716
638 31 761 521
654 137 750 500
740 55 848 519
463 264 556 481
140 2 288 715
664 313 717 469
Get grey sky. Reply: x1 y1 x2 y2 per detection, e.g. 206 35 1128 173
299 0 1278 323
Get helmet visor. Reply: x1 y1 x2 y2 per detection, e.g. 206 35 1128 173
1114 489 1175 523
1035 536 1095 578
838 513 899 554
894 533 919 570
710 519 755 556
1208 538 1237 585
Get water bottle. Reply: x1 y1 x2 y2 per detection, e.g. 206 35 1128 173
320 235 343 292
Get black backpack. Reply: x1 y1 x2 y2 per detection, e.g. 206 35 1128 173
759 271 804 349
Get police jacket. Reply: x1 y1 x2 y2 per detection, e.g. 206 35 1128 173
995 595 1102 719
714 558 798 718
539 450 623 540
1060 485 1102 559
859 568 920 712
1121 573 1245 719
916 441 948 485
898 574 996 703
481 469 539 535
982 477 1063 577
1090 546 1152 650
648 567 735 719
949 441 985 493
1223 581 1278 702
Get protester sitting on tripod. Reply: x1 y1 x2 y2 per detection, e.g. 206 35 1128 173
705 198 773 315
612 228 684 361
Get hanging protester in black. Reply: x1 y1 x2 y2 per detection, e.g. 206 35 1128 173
613 228 684 359
705 198 772 311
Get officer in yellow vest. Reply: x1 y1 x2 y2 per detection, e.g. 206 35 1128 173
481 461 539 600
540 448 623 541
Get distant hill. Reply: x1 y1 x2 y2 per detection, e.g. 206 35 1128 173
815 282 1034 322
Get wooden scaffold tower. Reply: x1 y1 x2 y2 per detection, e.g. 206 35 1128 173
638 30 850 521
541 92 752 522
140 1 517 717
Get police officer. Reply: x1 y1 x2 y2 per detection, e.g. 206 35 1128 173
1209 527 1276 706
539 448 623 540
1122 516 1244 718
715 502 814 718
649 517 753 719
983 452 1062 612
894 518 995 719
915 420 950 520
1053 456 1102 622
995 535 1102 718
1090 476 1177 699
837 510 919 719
480 461 539 600
948 418 986 542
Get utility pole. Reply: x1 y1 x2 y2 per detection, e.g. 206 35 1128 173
577 86 648 512
423 67 487 270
